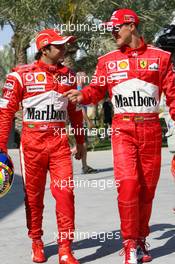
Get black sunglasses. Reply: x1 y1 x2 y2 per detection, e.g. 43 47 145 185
112 23 131 33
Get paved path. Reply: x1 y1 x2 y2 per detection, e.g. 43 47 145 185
0 148 174 264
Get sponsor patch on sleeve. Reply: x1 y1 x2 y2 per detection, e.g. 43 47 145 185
3 90 13 99
0 98 9 108
4 79 15 90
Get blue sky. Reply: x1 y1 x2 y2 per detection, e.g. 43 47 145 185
0 25 13 46
0 25 36 57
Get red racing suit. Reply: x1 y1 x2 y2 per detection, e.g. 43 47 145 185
81 39 175 239
0 60 84 244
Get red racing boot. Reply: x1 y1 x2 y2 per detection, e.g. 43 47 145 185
32 240 46 263
59 246 79 264
120 239 137 264
137 239 152 262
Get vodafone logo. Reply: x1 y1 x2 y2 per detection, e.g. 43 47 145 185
23 72 47 85
25 73 34 82
106 61 117 72
108 62 117 70
106 59 129 72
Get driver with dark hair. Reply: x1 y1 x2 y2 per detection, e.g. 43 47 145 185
0 28 84 264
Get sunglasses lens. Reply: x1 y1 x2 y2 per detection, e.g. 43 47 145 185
113 26 120 33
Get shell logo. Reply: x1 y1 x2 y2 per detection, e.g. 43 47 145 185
119 61 128 69
36 73 45 82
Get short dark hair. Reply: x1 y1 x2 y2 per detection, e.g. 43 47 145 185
34 44 52 60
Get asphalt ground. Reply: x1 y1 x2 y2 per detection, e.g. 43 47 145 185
0 148 174 264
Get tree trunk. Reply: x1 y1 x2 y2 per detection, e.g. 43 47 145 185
15 46 28 65
11 30 30 65
10 29 31 135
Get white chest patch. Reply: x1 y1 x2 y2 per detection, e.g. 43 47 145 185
22 91 68 122
111 78 159 114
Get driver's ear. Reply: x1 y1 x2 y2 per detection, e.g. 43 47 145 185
41 47 48 55
129 23 136 32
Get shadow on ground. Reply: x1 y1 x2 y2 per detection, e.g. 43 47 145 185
74 167 114 176
150 224 175 259
45 230 122 263
0 174 24 220
45 223 175 263
95 167 114 173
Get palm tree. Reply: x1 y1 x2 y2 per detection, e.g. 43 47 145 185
0 0 59 64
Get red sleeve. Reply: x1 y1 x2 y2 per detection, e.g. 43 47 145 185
161 55 175 121
67 76 84 144
81 58 107 105
0 72 23 152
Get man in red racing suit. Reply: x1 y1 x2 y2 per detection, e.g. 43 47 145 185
65 9 175 264
0 29 84 264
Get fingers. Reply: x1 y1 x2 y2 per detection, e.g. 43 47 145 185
63 90 78 98
74 146 83 160
71 97 79 104
75 152 82 160
71 146 77 155
63 90 72 97
63 90 79 103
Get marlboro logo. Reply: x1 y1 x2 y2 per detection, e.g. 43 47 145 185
26 104 66 121
114 91 158 108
